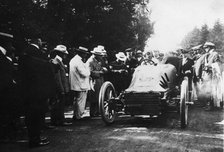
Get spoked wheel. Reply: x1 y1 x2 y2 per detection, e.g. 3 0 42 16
180 77 189 129
99 81 117 125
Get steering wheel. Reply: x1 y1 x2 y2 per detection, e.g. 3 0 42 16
141 59 156 66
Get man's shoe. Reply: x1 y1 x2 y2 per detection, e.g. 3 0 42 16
29 140 50 148
44 125 56 129
40 136 48 142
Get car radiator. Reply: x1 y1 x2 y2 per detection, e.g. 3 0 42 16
123 92 161 115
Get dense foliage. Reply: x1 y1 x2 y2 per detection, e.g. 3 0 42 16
181 20 224 52
0 0 153 55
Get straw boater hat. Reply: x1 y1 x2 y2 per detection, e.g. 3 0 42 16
191 44 203 50
91 45 107 56
115 52 127 61
0 46 7 55
0 32 13 39
76 46 89 54
203 42 215 48
125 48 133 52
54 45 68 54
0 32 13 54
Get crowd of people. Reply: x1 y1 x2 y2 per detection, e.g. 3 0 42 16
0 32 223 148
0 34 148 148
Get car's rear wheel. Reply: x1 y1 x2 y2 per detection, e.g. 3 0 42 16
99 81 117 125
180 77 189 129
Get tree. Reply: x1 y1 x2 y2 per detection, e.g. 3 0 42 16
181 21 224 53
199 24 209 44
208 20 224 50
181 27 201 49
134 0 154 50
0 0 49 52
1 0 153 57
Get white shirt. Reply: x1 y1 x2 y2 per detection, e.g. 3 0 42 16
182 57 187 65
69 55 90 91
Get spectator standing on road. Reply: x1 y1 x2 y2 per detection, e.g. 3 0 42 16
0 33 17 142
20 36 56 147
194 42 219 80
50 45 71 126
69 46 90 120
109 52 128 94
180 49 195 100
195 42 221 110
86 45 108 117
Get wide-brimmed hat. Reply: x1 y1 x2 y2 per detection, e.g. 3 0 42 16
91 45 107 56
125 48 133 52
136 50 143 54
0 32 13 46
0 32 13 39
203 42 215 48
54 45 68 54
115 52 127 61
0 46 7 55
191 44 203 50
76 46 89 54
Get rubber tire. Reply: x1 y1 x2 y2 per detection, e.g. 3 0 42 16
180 77 189 129
99 81 117 125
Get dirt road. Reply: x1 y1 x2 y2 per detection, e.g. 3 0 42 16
0 107 223 152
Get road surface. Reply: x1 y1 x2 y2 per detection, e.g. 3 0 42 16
0 106 223 152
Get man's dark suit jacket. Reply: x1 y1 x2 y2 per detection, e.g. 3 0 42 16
20 44 56 100
0 52 14 91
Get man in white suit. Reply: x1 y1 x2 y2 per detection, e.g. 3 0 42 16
69 46 90 120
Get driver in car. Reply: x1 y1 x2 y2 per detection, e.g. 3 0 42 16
141 51 157 66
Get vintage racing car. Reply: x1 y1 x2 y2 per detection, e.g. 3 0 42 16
99 61 194 128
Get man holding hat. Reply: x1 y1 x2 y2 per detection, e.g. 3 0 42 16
69 46 90 120
86 45 108 117
194 42 220 110
109 52 128 94
50 45 71 126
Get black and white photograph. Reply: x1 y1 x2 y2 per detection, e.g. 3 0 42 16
0 0 224 151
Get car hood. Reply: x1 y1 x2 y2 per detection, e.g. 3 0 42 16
125 64 177 93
